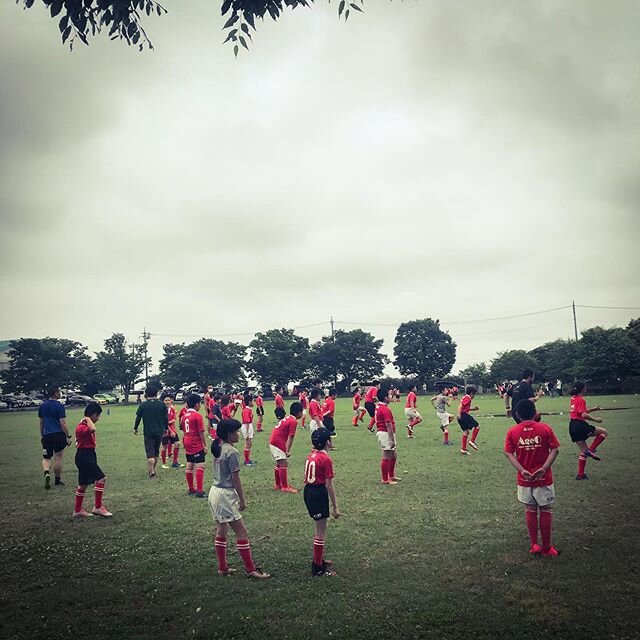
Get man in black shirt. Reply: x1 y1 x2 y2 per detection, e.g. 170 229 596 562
507 369 544 423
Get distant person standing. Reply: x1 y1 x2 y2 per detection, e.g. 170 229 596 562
39 386 71 489
556 379 563 397
507 370 544 423
274 386 286 420
133 386 168 479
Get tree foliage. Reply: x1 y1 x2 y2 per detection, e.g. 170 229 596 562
528 339 578 382
0 337 90 394
23 0 365 55
626 317 640 349
247 329 310 388
159 339 247 389
94 333 147 401
393 319 456 384
575 326 640 385
489 350 539 383
458 362 491 387
310 329 387 390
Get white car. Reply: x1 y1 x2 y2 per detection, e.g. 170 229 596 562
0 401 7 409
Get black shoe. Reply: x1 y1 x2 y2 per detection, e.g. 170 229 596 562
312 561 336 577
195 491 206 498
54 479 65 487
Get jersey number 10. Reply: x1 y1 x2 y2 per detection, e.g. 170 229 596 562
304 459 316 484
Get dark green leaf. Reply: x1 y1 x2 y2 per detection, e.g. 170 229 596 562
244 11 255 29
338 0 345 16
50 0 63 18
239 35 248 49
223 12 239 29
233 44 239 57
221 0 232 16
350 3 363 11
345 8 349 20
59 14 68 31
62 24 71 43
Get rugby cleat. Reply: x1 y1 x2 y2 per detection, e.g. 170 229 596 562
460 450 471 455
541 546 560 557
195 492 207 498
161 464 170 469
218 567 237 576
92 506 113 518
585 449 601 461
529 544 542 554
575 474 589 480
246 567 271 579
281 486 299 494
44 474 51 490
73 509 93 518
468 441 479 451
312 562 336 577
171 462 184 468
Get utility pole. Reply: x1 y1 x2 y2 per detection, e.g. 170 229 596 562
330 316 338 391
572 301 578 341
141 328 151 385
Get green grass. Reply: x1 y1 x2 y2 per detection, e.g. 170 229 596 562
1 394 639 640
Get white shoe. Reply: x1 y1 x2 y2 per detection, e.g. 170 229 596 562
460 450 471 455
468 441 479 451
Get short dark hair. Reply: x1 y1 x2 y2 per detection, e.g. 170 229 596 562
310 388 322 400
377 387 389 403
145 385 158 398
522 369 534 380
515 399 536 420
48 386 60 398
371 380 380 386
220 394 230 407
570 381 586 396
212 419 242 458
84 401 102 417
328 388 336 397
213 392 222 402
466 384 477 395
290 401 303 416
187 393 201 408
243 394 252 404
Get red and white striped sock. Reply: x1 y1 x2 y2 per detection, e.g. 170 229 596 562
94 479 105 509
236 539 257 573
195 467 204 493
313 537 324 565
74 487 85 513
215 536 228 571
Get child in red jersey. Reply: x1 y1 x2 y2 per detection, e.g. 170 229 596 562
351 387 366 426
270 401 303 493
364 381 380 432
161 395 182 469
569 381 606 480
376 388 400 485
208 393 222 439
240 394 257 467
457 385 480 455
255 391 264 432
504 399 560 556
308 388 324 433
274 386 286 420
298 389 309 429
209 419 270 579
181 394 207 498
220 394 234 421
322 388 338 450
404 384 422 438
304 427 340 577
73 402 112 518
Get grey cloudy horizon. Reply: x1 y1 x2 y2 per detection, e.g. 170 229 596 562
1 0 639 377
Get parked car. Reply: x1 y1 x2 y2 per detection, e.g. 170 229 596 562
29 398 43 407
67 394 95 407
93 393 116 404
0 401 8 410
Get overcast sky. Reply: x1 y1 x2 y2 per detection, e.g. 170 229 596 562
1 0 639 377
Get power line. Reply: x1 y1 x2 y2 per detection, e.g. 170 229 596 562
150 321 328 339
576 304 640 311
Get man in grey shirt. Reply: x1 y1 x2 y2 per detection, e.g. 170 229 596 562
430 389 455 445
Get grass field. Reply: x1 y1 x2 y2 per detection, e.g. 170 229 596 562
1 394 639 640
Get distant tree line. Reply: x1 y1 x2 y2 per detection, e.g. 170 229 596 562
2 318 639 396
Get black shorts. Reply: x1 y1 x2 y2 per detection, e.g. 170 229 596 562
75 448 105 486
186 450 206 464
161 433 180 445
458 413 479 431
256 406 264 417
322 416 335 433
364 401 376 418
569 419 595 443
304 484 330 521
144 434 163 459
41 432 68 459
274 407 286 420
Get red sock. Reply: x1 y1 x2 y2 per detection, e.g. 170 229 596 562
381 458 389 482
578 455 587 476
74 487 85 512
215 536 228 571
390 458 397 478
94 479 105 509
195 467 204 493
161 449 167 464
236 539 256 573
352 416 357 426
244 449 250 464
186 470 194 492
471 427 480 443
590 434 606 452
444 430 449 444
525 508 538 545
368 417 375 430
313 537 324 565
539 509 553 550
167 443 173 457
279 467 289 489
173 447 179 464
461 434 468 451
274 467 282 488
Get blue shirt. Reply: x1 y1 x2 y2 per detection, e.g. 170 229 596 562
38 399 66 435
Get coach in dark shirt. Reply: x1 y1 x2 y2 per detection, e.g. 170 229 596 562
134 386 168 479
507 369 544 423
38 386 71 489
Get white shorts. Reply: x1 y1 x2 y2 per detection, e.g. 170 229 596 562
404 408 421 420
437 411 452 427
302 408 307 416
269 444 287 461
208 486 242 523
309 419 322 433
517 484 556 507
376 431 396 451
241 423 254 439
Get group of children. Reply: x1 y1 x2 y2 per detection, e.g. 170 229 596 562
63 375 608 577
